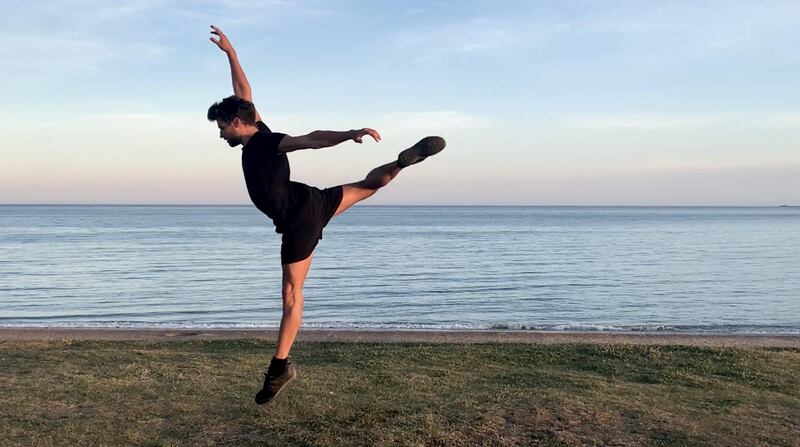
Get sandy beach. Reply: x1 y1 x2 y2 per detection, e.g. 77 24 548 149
2 327 799 348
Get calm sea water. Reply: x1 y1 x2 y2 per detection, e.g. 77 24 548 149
1 205 799 333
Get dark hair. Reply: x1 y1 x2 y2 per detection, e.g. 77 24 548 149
207 95 256 125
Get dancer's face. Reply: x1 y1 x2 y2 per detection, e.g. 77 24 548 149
217 119 241 147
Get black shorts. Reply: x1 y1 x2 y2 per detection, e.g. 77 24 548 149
280 184 343 264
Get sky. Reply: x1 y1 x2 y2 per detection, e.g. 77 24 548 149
1 0 799 205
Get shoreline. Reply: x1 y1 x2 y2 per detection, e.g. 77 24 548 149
2 327 800 347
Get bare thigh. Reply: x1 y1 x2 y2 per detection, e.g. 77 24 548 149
282 253 314 291
334 183 376 216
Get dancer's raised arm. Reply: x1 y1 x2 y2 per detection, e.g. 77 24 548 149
210 25 262 122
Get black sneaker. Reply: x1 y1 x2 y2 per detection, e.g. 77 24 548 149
255 362 297 405
397 136 446 168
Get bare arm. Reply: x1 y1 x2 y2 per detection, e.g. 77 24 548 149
210 25 262 122
279 128 381 153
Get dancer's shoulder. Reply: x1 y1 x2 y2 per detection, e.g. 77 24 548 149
256 121 272 133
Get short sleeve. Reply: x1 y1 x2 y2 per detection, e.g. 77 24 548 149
258 132 286 153
256 121 272 132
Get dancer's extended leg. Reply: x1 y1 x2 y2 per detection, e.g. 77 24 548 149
335 161 401 216
335 135 446 215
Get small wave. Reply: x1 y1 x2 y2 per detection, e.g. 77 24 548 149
1 320 799 334
488 322 800 334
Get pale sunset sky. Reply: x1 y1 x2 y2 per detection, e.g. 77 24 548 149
1 0 798 205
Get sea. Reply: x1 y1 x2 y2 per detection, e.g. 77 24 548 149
1 205 798 334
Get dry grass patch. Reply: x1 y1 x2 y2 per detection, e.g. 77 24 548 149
1 340 798 446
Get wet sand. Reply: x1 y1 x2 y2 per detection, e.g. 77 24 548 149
1 327 799 348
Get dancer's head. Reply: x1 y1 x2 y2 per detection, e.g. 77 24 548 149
207 95 257 147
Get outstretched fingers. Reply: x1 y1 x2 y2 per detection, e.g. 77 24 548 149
365 128 381 142
209 25 233 52
354 128 381 144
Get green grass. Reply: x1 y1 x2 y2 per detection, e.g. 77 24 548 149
1 340 799 446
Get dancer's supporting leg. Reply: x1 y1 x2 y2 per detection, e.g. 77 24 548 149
275 255 313 359
255 255 310 405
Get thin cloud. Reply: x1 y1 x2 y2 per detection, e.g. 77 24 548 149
567 1 800 60
390 17 535 59
379 111 490 131
0 0 170 76
0 33 113 73
5 0 167 28
562 112 800 131
0 0 324 78
387 1 800 67
0 32 171 74
172 0 332 25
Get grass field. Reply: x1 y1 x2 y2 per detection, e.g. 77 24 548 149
1 340 799 446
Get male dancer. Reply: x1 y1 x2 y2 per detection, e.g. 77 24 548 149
208 26 445 405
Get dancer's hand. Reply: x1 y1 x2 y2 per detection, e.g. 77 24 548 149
353 128 381 144
210 25 235 54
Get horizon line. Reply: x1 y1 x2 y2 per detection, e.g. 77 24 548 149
0 203 795 208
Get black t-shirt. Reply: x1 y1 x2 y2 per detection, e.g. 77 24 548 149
241 122 297 232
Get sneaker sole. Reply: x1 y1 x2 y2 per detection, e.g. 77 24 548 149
256 367 297 406
269 372 296 402
398 136 446 167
